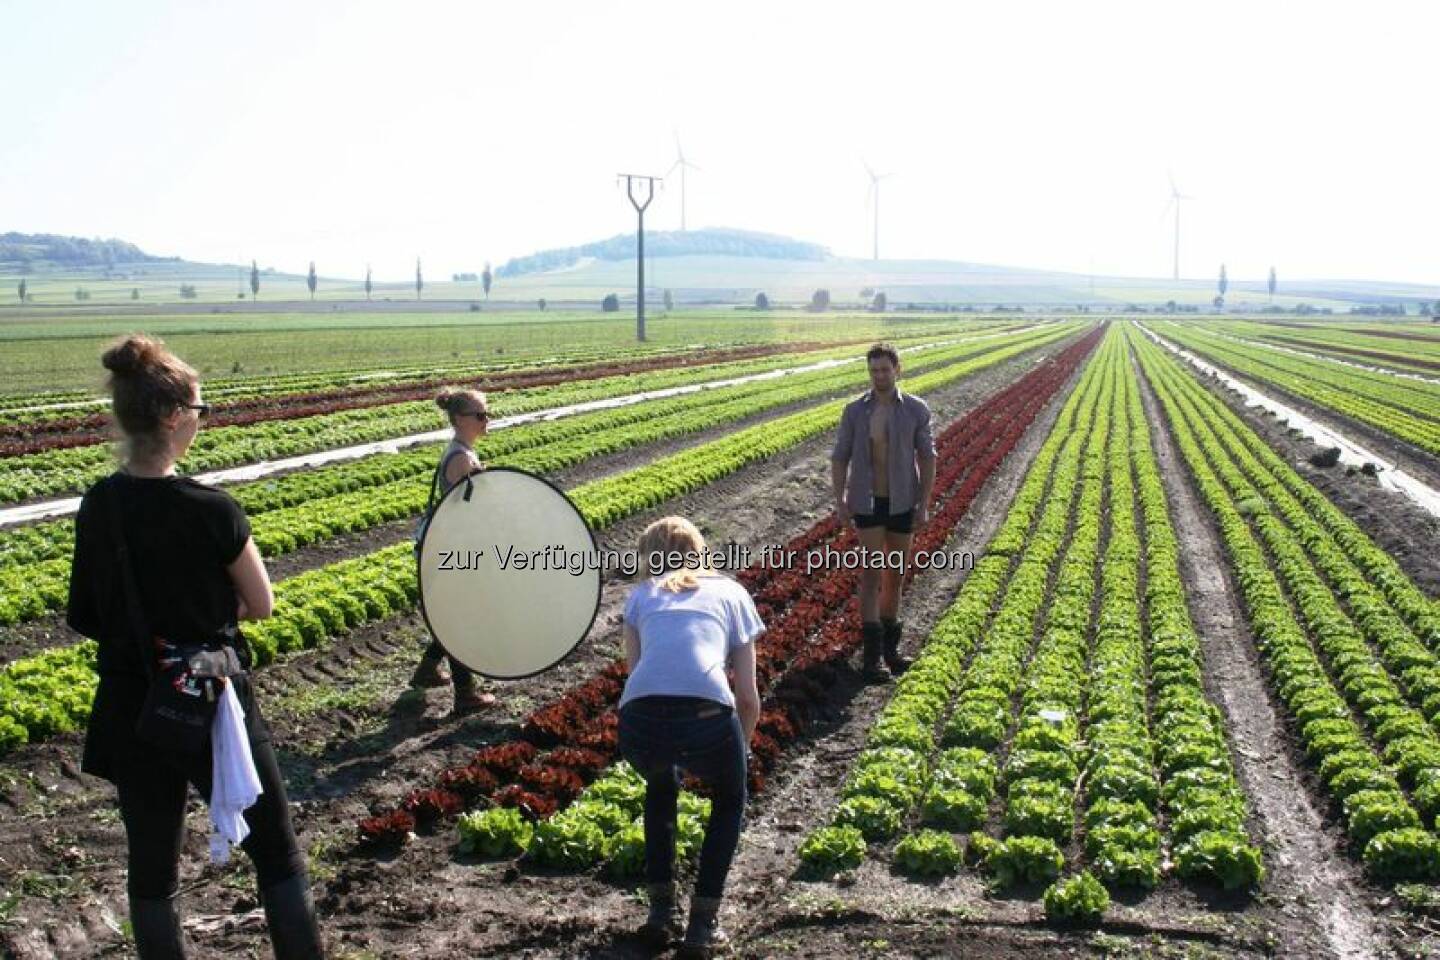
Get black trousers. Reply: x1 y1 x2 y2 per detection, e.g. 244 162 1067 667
115 731 306 900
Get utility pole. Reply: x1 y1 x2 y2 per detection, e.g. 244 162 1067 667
620 173 660 342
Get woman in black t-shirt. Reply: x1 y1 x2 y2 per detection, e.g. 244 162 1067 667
66 335 323 959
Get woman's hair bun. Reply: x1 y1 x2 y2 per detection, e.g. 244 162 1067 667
435 386 462 412
102 334 164 378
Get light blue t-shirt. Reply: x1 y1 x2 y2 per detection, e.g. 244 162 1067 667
618 573 766 709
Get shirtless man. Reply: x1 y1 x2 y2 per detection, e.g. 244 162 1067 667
830 343 937 681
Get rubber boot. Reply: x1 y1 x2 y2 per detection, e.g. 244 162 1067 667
129 894 188 960
881 618 911 676
409 654 447 689
636 880 681 948
676 895 729 959
860 621 889 683
259 873 325 960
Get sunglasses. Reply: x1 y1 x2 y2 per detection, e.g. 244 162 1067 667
183 403 212 419
458 410 489 422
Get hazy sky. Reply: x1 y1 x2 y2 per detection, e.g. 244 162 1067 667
4 0 1436 284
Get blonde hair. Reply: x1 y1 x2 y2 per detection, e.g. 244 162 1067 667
636 516 714 592
435 386 487 423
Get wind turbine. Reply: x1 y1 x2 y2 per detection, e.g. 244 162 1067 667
1161 172 1193 281
864 161 893 261
667 133 701 232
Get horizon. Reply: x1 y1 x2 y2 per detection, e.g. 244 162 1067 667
4 0 1437 285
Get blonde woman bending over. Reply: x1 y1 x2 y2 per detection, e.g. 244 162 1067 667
617 517 764 958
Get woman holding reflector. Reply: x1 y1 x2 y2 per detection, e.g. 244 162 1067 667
409 386 498 713
618 516 764 958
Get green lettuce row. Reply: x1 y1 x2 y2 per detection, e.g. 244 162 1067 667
1158 353 1440 810
1 334 1047 626
1166 359 1440 728
1072 347 1165 890
798 326 1110 878
1214 320 1440 372
1135 332 1440 880
990 335 1112 872
1163 322 1440 420
1155 322 1440 457
0 331 976 504
1114 330 1261 890
1149 334 1440 643
0 326 1086 752
0 641 97 754
455 762 710 876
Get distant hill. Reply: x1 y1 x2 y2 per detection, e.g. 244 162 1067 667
0 232 176 270
497 228 829 278
1 229 1434 311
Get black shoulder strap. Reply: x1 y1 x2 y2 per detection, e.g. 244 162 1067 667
426 448 469 514
103 479 157 680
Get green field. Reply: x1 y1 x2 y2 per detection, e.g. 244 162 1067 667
0 309 982 395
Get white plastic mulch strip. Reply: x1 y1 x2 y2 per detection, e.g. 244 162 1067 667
0 330 1030 528
1139 323 1440 520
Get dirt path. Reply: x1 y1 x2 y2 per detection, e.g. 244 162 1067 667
1133 353 1395 960
0 338 1080 959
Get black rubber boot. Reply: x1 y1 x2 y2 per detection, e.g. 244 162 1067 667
881 618 911 676
637 880 681 948
676 895 729 959
129 894 188 960
860 621 889 683
260 873 325 960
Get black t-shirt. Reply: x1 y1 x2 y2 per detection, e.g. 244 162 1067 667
67 471 252 676
68 472 265 783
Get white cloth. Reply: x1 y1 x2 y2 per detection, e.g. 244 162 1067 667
208 680 263 864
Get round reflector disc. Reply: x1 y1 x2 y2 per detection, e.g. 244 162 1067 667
417 467 600 679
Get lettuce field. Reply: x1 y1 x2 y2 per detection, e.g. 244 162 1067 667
3 314 1440 958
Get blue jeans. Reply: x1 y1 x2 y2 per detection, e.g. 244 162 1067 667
618 696 748 899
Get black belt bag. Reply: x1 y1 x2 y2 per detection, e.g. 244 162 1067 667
134 642 245 754
106 484 247 755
